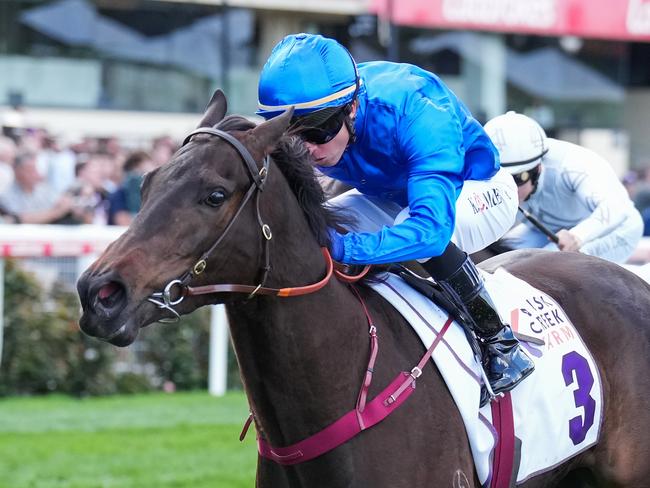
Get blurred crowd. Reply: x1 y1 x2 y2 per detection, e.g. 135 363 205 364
2 117 650 241
0 123 177 227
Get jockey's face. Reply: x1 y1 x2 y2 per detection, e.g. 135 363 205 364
517 180 534 203
513 164 542 203
305 103 357 168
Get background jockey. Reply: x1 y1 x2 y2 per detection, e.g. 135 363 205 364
256 33 534 401
485 111 643 264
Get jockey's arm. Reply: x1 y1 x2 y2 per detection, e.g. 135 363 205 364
334 101 464 265
562 157 630 247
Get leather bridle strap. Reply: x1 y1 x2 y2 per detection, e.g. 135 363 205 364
177 182 261 287
178 127 271 287
183 127 267 188
186 247 334 298
151 127 361 320
148 126 273 320
333 264 371 283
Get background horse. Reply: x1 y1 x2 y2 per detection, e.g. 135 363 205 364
77 90 650 488
471 241 650 286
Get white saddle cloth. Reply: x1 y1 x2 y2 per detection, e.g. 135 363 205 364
368 268 603 486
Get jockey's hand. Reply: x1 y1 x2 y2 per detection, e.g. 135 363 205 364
556 229 582 252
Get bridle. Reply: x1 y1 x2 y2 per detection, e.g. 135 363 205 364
147 127 277 320
146 127 449 468
147 126 368 322
147 126 272 321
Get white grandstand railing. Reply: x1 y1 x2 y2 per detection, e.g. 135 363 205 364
0 224 228 396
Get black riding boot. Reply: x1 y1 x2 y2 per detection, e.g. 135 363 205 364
422 243 535 401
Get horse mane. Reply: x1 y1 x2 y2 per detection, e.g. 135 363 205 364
215 115 348 248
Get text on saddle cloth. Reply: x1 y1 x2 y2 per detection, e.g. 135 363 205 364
368 269 603 486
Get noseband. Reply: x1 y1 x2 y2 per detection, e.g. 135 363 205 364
148 127 272 321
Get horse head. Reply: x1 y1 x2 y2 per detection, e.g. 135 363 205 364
77 90 334 346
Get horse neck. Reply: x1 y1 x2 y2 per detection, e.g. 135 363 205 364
226 244 373 447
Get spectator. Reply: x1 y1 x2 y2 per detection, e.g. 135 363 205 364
150 136 176 167
81 152 119 193
0 150 74 224
0 133 186 225
40 134 77 196
62 155 110 225
0 135 17 194
97 136 124 161
108 150 157 226
19 131 49 176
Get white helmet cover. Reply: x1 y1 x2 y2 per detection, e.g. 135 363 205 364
484 111 548 174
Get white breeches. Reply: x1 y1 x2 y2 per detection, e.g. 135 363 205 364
328 168 519 257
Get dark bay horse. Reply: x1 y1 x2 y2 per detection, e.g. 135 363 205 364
77 90 650 488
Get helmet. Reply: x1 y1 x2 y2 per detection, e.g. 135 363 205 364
257 34 359 119
484 111 548 174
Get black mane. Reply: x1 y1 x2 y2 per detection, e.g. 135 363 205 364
215 115 347 247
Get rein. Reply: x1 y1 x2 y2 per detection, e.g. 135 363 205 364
187 247 334 298
185 252 370 298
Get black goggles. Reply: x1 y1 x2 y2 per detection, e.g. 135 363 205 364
292 105 349 145
513 165 541 187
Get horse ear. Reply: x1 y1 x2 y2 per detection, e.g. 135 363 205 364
249 108 294 154
197 90 228 128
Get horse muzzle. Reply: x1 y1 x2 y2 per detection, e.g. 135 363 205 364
77 269 135 345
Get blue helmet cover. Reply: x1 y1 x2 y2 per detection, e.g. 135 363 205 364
257 33 358 119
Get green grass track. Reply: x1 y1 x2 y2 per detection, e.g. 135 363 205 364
0 392 256 488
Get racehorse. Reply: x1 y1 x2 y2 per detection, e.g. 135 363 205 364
471 241 650 287
77 90 650 488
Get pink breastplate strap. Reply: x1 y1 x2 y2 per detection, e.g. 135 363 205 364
241 301 454 466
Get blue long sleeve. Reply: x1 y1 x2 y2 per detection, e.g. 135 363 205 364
320 61 499 265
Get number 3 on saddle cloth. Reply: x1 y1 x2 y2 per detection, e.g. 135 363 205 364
369 269 603 488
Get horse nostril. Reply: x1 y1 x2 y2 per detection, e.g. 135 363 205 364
98 281 119 300
95 281 126 312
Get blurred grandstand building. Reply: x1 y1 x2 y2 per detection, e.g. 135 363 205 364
0 0 649 166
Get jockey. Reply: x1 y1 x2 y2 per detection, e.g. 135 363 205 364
257 33 534 400
484 111 643 263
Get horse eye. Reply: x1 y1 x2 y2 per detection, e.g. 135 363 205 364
204 190 227 207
